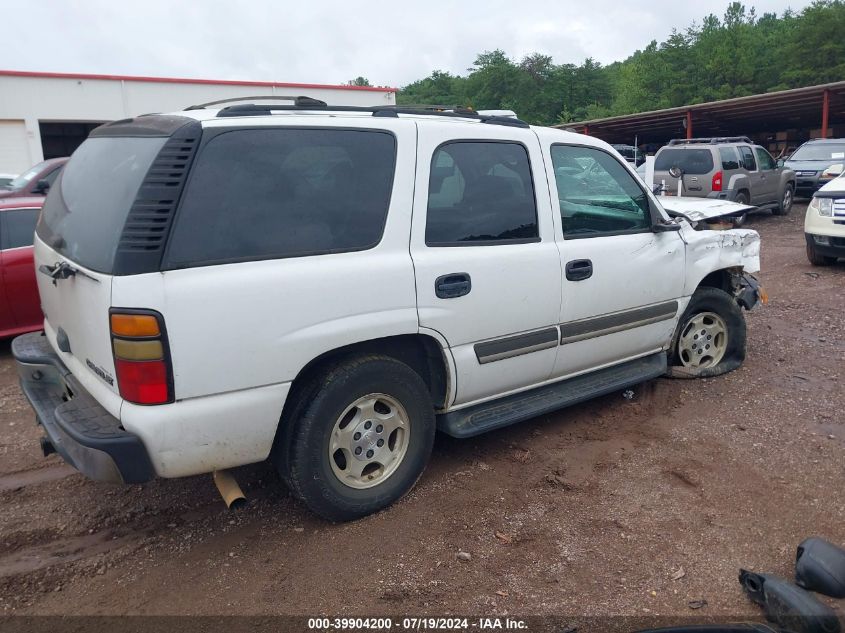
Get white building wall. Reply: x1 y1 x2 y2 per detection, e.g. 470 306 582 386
0 73 396 173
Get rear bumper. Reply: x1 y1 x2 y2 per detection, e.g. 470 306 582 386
12 332 154 484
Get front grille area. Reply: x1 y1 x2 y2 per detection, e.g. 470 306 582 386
833 198 845 218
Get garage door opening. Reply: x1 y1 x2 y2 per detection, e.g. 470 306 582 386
39 121 105 159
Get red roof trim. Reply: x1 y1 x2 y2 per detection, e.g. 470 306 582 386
0 69 396 93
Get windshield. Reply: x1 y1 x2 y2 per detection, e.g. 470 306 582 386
5 163 47 191
789 143 845 161
37 137 166 273
655 148 714 175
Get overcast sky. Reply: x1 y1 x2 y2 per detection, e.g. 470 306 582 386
2 1 805 88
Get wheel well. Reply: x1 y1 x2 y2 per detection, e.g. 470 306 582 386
286 334 449 413
698 268 735 293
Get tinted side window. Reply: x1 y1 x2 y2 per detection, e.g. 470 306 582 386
425 142 538 245
551 145 651 238
755 147 776 170
739 146 757 171
165 129 396 267
2 208 40 249
719 147 741 170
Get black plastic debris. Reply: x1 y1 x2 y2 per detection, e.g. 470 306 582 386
739 569 841 633
796 538 845 599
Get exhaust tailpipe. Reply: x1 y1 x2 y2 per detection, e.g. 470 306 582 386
212 469 246 510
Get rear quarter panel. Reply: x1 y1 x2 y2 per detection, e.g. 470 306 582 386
111 118 421 402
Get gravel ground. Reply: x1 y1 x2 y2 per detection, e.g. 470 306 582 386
0 203 842 629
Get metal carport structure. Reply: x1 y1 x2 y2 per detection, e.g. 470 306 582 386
558 81 845 146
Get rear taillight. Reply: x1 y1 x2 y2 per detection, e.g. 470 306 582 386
712 170 723 192
110 310 173 405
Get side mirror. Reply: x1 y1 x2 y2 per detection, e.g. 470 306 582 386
776 159 785 168
32 179 50 194
652 219 682 233
668 166 683 179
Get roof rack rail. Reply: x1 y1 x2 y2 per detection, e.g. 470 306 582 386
206 100 530 128
668 136 752 145
184 95 327 111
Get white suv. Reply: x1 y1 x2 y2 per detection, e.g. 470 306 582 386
13 99 764 521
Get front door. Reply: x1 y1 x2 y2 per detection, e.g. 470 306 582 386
410 122 562 407
540 139 686 378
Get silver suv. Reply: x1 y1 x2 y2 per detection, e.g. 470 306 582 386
654 137 796 225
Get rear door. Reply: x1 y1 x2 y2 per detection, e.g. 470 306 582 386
0 206 41 328
738 146 762 203
540 134 685 378
410 121 562 406
754 146 779 204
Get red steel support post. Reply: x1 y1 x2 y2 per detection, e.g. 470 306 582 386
822 89 830 139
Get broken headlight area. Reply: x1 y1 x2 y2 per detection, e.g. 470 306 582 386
727 270 767 311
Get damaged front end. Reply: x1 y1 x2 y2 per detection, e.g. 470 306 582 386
680 223 764 309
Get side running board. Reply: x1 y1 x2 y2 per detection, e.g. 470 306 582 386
437 352 666 438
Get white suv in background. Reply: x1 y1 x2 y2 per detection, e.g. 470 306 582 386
805 174 845 265
14 99 764 521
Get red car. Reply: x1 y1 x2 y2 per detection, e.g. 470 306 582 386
0 197 43 337
0 158 67 200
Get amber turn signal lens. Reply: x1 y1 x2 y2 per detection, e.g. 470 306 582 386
113 338 164 361
111 314 160 337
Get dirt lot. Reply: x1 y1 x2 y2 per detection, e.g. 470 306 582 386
0 203 843 625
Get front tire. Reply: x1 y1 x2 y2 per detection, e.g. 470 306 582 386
668 287 747 378
806 238 836 266
280 355 435 522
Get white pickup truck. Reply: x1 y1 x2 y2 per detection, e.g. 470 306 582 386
13 100 763 521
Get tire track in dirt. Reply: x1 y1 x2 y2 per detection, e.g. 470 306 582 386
0 464 77 492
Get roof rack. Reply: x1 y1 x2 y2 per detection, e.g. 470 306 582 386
668 136 752 145
184 95 530 128
184 95 328 110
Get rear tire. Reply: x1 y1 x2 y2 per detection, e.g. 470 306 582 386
279 355 435 522
806 238 837 266
668 287 746 378
772 184 793 216
732 191 750 227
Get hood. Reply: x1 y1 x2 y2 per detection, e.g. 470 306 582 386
658 196 755 222
785 159 841 170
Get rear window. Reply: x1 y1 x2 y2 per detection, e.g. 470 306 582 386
425 141 538 245
37 137 167 272
654 148 714 175
164 128 396 268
